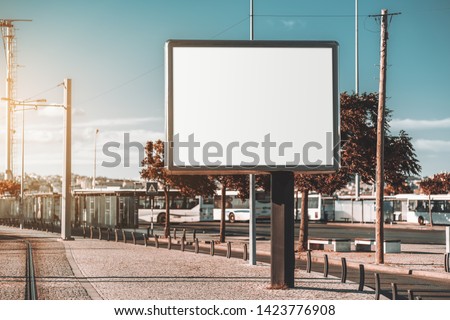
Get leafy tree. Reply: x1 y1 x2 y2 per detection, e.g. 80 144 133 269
296 92 421 252
140 140 217 237
213 175 248 242
384 131 421 194
420 173 450 195
0 180 20 198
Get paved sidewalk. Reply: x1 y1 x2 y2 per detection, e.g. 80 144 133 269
63 237 378 300
0 225 375 300
2 224 449 300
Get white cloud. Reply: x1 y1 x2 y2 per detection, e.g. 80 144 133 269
35 107 63 118
280 19 306 30
391 118 450 130
26 130 60 143
73 108 86 117
415 139 450 152
74 116 161 129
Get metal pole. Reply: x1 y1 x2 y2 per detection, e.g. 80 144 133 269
306 250 312 273
358 264 365 291
93 129 98 188
323 254 329 277
20 105 25 228
250 0 254 41
5 24 13 180
249 174 256 265
391 283 398 300
374 273 381 300
61 78 73 240
341 257 347 283
151 196 154 236
446 226 450 253
248 0 256 266
375 9 388 264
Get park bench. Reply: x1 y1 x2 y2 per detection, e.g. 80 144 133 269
307 238 351 252
354 238 401 253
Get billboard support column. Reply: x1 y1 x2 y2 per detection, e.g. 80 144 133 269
271 171 295 288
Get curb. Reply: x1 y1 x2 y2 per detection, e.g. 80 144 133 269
306 254 450 281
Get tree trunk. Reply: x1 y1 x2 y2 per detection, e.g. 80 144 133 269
219 186 226 243
298 189 309 253
164 188 170 238
428 194 433 227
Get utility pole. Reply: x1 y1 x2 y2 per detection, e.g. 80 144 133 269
375 9 388 264
354 0 361 200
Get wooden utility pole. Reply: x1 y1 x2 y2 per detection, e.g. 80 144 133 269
61 78 73 241
375 9 388 264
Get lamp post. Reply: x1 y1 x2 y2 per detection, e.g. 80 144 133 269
93 129 99 189
1 97 46 228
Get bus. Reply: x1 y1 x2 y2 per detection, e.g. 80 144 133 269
138 189 214 224
296 193 335 222
212 191 335 223
391 194 450 225
212 190 271 223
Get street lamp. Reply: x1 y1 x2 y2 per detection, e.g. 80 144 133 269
93 129 99 189
1 97 47 229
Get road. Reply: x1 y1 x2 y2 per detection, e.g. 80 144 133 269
176 221 446 245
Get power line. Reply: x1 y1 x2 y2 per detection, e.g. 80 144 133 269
211 16 249 39
77 16 250 106
23 83 62 101
77 64 163 107
255 14 371 18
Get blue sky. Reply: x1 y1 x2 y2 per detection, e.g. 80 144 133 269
0 0 449 180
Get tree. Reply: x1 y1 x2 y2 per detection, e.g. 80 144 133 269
0 180 20 198
384 131 421 194
140 140 217 237
295 92 421 252
420 173 450 195
213 175 248 243
419 173 450 227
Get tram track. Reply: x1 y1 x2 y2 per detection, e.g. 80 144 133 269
0 234 37 300
24 241 38 300
0 227 91 300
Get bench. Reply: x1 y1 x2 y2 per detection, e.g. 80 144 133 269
354 239 401 253
308 238 351 252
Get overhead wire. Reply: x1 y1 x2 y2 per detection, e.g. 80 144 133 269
22 83 62 101
77 15 250 106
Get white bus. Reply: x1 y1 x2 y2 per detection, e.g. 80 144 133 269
137 190 214 224
212 191 335 223
391 194 450 225
296 193 335 222
212 190 271 223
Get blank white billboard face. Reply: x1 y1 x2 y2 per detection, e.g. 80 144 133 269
166 40 339 174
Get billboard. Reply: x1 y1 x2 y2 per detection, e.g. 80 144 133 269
165 40 339 174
